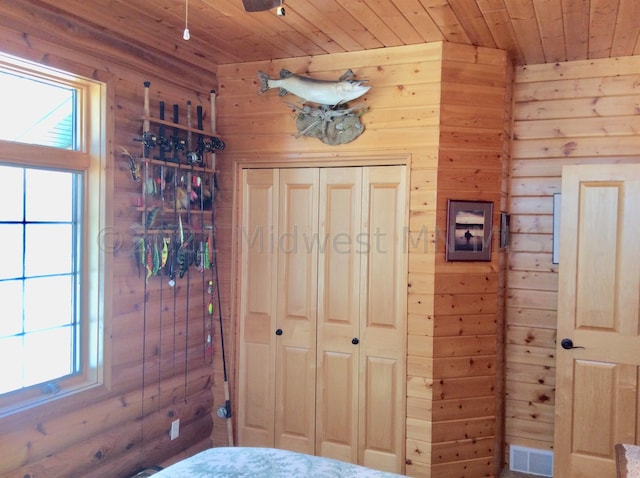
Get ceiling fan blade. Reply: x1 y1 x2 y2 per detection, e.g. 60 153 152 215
242 0 280 12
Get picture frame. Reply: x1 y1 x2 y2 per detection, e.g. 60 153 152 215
500 212 510 249
552 193 561 264
446 199 494 261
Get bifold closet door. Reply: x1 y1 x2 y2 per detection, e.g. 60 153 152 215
237 169 278 447
358 165 407 473
274 168 319 454
316 167 363 463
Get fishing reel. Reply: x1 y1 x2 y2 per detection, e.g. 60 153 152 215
171 135 186 152
203 136 226 152
155 135 173 155
135 131 158 148
186 151 202 165
187 136 225 164
197 136 226 154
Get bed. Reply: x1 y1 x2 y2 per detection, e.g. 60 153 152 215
153 447 408 477
616 443 640 478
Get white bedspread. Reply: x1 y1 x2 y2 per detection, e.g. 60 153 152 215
153 447 408 477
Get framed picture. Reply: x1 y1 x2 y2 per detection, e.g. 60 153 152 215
500 212 510 249
446 200 493 261
552 193 561 264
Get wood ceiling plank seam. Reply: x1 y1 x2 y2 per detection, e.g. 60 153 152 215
504 0 546 65
3 0 217 87
176 0 303 60
281 0 370 51
447 0 497 49
533 0 566 63
125 4 247 64
562 0 590 61
364 0 426 45
111 0 245 63
269 8 345 55
417 0 472 43
476 0 525 65
199 0 312 58
199 19 281 62
388 0 445 43
588 0 619 59
610 0 640 57
266 28 328 57
36 0 240 67
183 6 293 60
329 0 390 49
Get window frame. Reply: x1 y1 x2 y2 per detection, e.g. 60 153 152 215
0 53 113 418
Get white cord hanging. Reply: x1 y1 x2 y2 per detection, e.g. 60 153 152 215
183 0 190 40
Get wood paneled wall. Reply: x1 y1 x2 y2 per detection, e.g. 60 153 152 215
432 43 510 478
215 42 509 477
506 55 640 461
405 43 510 478
0 6 222 477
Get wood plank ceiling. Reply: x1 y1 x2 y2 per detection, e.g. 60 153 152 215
17 0 640 73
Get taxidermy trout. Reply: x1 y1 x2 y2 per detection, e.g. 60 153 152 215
258 69 370 105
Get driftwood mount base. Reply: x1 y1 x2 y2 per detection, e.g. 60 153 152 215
289 102 367 145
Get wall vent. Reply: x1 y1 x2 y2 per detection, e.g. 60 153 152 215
509 445 553 477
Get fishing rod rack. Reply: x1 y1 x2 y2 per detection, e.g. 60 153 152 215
131 81 233 446
131 82 224 280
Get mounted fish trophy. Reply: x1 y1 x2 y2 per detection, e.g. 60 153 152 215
257 68 370 145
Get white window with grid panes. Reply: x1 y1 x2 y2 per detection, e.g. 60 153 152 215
0 53 110 413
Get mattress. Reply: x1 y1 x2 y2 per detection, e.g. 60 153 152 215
153 447 408 477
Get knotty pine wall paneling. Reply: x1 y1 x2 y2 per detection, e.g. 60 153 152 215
215 42 509 477
506 55 640 464
0 6 222 477
429 42 509 478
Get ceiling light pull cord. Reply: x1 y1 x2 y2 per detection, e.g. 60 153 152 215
183 0 190 40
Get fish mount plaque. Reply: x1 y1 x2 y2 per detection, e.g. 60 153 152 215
257 68 370 145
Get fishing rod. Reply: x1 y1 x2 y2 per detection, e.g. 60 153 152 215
208 87 233 446
211 175 233 446
140 80 152 451
182 100 194 401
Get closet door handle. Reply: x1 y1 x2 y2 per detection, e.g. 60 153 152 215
275 329 283 336
351 337 359 345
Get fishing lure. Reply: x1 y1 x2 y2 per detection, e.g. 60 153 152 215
134 237 145 278
145 206 161 230
178 244 187 279
152 237 161 275
166 240 177 287
120 146 140 182
195 241 204 272
145 238 153 282
204 238 211 270
161 237 169 268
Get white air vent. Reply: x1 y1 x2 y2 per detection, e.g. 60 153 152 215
509 445 553 477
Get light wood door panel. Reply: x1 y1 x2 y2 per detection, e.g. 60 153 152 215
274 168 319 454
555 164 640 477
316 167 362 463
237 169 278 446
359 165 407 472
